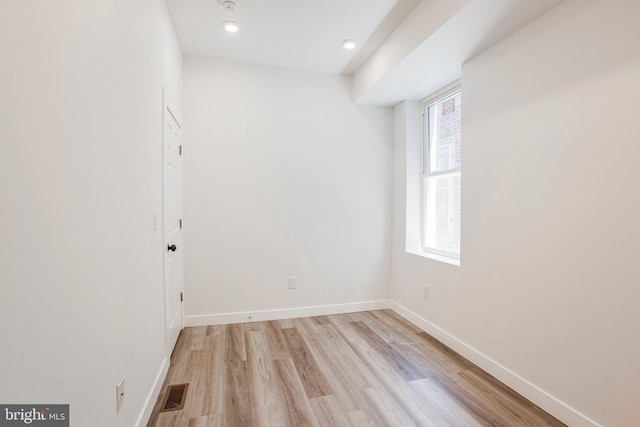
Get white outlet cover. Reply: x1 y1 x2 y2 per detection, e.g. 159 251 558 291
423 285 430 299
116 377 125 413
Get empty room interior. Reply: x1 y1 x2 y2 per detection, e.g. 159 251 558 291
1 0 639 426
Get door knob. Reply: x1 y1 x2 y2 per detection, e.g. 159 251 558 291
167 244 177 252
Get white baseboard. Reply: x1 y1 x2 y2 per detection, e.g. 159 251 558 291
135 356 170 427
184 300 390 326
389 301 602 427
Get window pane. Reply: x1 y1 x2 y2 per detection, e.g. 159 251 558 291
424 173 461 255
428 92 462 173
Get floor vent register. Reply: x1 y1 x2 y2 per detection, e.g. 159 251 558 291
160 383 189 412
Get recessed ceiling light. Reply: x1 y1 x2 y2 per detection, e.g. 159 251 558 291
342 39 357 50
223 21 239 33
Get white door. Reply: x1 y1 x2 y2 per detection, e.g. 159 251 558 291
163 104 183 354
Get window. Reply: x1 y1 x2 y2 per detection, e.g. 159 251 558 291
421 85 461 262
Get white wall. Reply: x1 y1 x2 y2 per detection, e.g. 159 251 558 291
183 58 392 322
0 1 182 426
390 0 640 425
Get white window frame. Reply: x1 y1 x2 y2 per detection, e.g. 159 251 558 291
420 81 461 265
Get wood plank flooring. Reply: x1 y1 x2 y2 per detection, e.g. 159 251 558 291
146 310 565 427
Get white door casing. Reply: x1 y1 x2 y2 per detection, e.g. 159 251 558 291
163 102 183 355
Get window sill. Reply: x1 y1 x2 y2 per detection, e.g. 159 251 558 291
406 248 460 266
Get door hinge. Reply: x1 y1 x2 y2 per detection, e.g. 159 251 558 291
179 145 183 156
179 219 183 229
180 292 184 302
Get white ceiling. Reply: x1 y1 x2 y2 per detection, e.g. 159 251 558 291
166 0 566 105
165 0 420 75
353 0 565 105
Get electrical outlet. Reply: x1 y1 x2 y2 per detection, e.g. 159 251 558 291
288 277 296 289
423 285 430 299
116 377 125 413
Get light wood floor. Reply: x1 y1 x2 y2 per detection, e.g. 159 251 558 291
147 310 565 427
